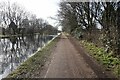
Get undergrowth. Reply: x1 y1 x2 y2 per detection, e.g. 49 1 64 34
80 40 120 77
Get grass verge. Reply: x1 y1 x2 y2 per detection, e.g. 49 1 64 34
80 40 120 78
6 35 60 78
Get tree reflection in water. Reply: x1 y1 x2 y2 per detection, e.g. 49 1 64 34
0 34 54 79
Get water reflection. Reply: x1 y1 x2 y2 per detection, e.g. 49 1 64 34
0 34 54 79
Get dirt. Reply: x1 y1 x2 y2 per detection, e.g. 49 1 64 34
39 33 118 79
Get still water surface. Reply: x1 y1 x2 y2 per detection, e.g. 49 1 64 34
0 34 54 79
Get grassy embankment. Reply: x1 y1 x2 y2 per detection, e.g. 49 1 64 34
80 40 120 77
6 34 60 78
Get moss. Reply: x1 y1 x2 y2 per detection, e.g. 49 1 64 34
7 36 60 78
80 40 120 77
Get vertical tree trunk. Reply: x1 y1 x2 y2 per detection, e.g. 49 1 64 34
116 2 120 55
103 2 111 52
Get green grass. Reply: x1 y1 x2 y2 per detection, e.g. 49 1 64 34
6 35 60 78
80 40 120 77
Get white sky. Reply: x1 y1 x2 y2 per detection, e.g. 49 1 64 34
0 0 61 28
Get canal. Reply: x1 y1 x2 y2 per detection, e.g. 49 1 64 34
0 34 55 79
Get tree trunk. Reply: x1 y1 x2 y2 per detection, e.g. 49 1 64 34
116 2 120 55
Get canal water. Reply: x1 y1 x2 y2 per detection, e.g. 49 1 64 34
0 34 55 79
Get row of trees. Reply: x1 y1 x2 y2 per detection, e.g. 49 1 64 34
0 1 58 35
58 1 120 55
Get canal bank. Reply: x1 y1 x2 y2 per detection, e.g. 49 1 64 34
1 33 61 79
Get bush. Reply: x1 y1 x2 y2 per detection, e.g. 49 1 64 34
80 40 120 77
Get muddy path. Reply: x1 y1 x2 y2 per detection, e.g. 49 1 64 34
40 33 117 79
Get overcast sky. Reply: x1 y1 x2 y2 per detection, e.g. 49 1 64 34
0 0 60 28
